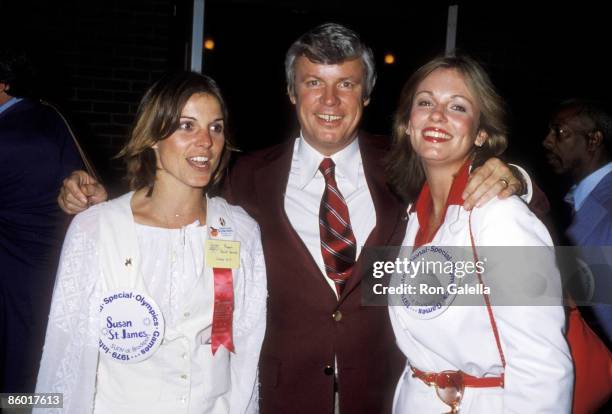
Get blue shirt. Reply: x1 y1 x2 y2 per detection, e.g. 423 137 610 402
565 162 612 211
0 96 23 115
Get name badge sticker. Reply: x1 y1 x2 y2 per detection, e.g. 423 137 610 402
98 290 165 363
205 240 240 269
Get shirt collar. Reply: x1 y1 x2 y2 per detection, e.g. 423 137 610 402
563 185 576 208
570 161 612 211
412 159 471 247
0 97 22 115
295 132 361 191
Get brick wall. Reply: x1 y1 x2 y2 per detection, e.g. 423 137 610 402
4 0 181 189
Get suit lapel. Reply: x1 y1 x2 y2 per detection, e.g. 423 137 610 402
361 135 407 248
569 201 606 244
568 171 612 244
341 133 408 299
253 141 292 222
253 140 337 299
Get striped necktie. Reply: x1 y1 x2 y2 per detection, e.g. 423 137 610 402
318 158 356 295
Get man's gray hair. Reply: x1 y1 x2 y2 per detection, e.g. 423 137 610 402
285 23 376 100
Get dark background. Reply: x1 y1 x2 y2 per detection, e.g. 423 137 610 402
2 1 610 405
1 0 609 214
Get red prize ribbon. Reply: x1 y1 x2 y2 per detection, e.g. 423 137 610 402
211 268 235 355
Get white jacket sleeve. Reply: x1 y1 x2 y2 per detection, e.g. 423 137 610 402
229 218 267 414
35 207 104 414
472 197 573 413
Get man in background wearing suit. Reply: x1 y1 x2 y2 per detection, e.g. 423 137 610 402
57 23 524 413
543 99 612 347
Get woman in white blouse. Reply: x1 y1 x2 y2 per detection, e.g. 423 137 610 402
386 55 573 413
36 72 267 413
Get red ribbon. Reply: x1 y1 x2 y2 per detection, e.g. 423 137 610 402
211 267 235 355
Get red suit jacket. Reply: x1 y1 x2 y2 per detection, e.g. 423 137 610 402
226 133 408 414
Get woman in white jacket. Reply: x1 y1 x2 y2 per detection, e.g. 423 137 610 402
36 72 267 413
386 55 573 413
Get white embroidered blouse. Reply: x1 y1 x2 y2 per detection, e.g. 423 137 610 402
35 193 267 414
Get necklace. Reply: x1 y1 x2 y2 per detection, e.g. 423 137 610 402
150 198 207 229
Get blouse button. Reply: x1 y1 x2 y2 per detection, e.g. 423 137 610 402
180 374 188 380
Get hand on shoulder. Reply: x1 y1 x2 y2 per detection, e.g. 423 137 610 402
58 170 108 215
462 158 524 210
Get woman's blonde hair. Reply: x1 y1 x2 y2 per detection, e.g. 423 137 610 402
386 54 508 203
117 71 233 192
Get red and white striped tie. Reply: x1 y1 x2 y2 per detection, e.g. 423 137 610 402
319 158 356 295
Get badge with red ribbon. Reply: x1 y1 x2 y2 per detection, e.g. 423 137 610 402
205 238 240 355
211 267 235 354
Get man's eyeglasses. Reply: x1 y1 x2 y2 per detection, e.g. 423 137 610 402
549 124 595 142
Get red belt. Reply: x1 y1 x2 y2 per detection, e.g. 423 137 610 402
411 366 504 388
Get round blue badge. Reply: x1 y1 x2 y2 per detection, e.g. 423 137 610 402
394 245 459 320
98 290 165 363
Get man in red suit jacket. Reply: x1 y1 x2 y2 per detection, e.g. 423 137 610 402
224 25 408 413
57 23 524 414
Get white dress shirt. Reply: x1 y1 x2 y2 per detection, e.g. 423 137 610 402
284 135 376 296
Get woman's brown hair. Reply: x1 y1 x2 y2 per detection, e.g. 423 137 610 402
387 54 508 203
117 71 233 192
